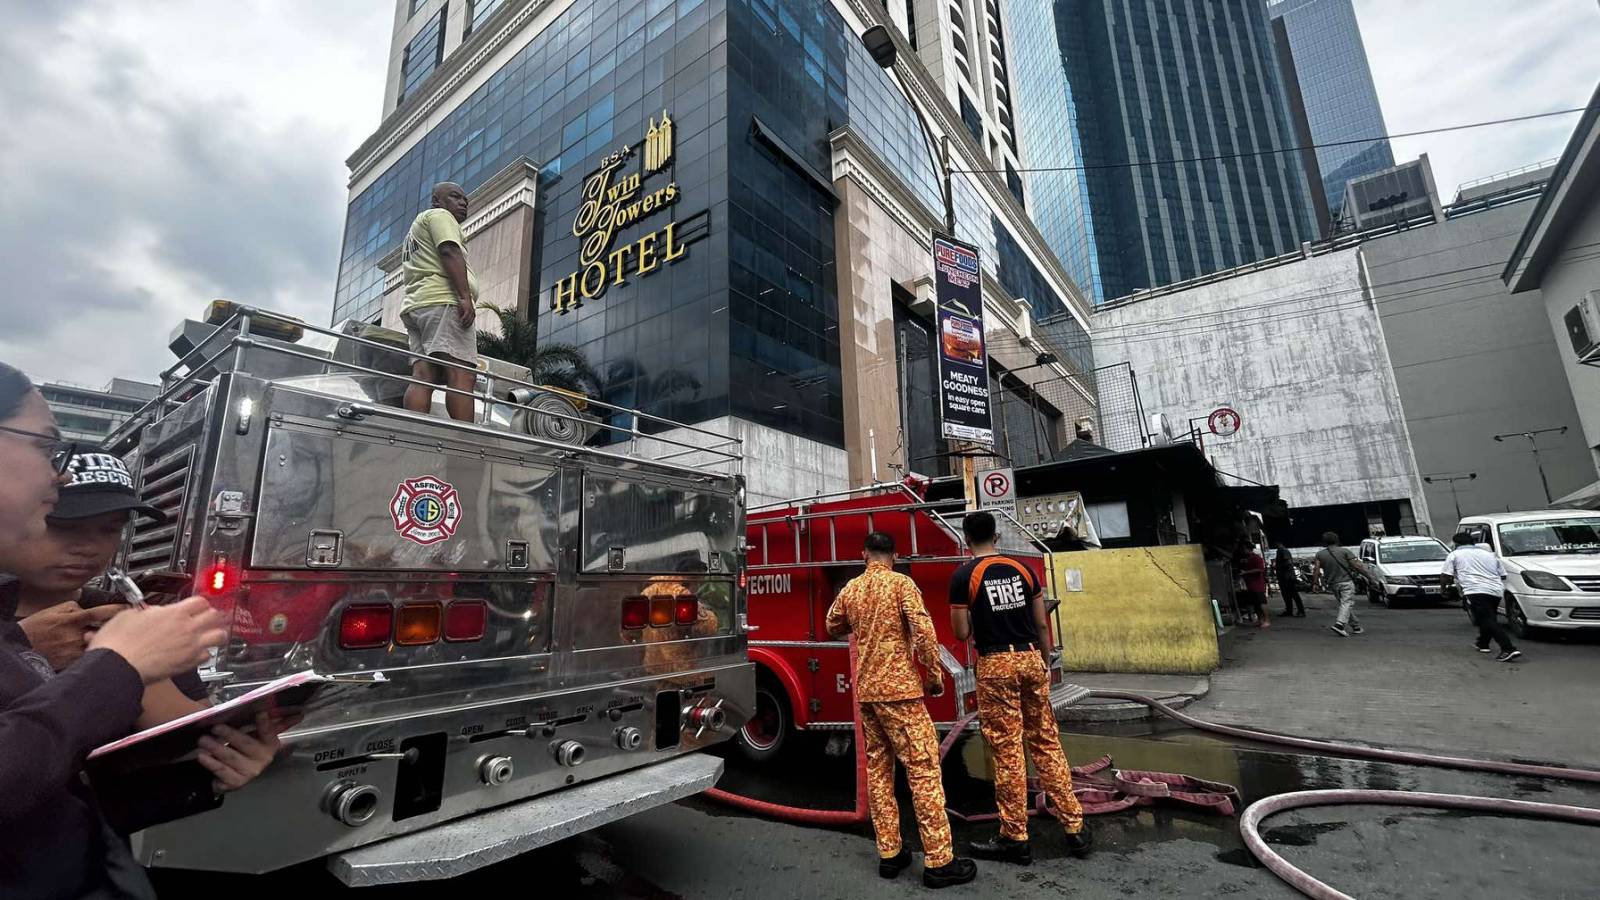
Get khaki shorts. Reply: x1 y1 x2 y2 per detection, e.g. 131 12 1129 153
401 304 477 365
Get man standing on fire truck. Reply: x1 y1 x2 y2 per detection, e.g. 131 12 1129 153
950 512 1092 864
826 532 978 889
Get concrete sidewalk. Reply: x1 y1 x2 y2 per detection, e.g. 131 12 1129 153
1191 591 1600 769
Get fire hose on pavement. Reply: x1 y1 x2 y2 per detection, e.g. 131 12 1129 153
708 677 1600 898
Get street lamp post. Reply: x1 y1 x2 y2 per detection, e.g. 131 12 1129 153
862 24 977 505
1493 427 1569 505
1423 472 1477 522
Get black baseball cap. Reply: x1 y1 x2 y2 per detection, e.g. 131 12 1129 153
49 452 167 523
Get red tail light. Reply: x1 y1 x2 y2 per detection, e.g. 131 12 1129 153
395 602 442 645
200 560 236 595
340 604 393 649
962 692 978 712
443 601 487 641
674 597 698 625
622 598 648 630
648 597 674 627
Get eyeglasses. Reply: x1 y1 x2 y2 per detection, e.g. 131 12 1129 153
0 424 80 475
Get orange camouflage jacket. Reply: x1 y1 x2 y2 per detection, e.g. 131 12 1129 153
825 561 942 703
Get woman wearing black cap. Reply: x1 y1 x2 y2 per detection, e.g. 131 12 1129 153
0 361 233 900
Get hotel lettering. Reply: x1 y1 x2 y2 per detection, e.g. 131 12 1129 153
551 111 692 313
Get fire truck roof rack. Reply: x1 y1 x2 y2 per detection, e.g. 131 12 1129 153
103 305 741 478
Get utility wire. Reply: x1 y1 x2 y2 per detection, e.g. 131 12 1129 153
950 105 1594 176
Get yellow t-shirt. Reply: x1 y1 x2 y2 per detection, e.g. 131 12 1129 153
401 208 480 312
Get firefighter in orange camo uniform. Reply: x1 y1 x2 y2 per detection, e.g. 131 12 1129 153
949 512 1091 865
825 532 978 890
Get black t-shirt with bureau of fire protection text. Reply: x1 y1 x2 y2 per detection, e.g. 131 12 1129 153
949 555 1041 649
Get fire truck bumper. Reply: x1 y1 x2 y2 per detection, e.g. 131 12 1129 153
327 753 724 886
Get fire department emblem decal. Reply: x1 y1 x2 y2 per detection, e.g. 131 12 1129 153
390 476 462 545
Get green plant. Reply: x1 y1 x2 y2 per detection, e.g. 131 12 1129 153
476 305 602 396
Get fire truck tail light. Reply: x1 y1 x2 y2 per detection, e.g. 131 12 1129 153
622 598 648 630
674 597 697 625
339 605 393 649
200 561 236 595
962 692 978 712
443 601 487 642
648 597 674 627
395 603 442 645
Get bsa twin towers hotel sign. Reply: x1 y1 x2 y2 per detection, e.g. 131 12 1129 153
551 111 699 313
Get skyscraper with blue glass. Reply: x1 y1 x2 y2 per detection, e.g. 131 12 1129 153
334 0 1100 503
1269 0 1393 221
1007 0 1317 303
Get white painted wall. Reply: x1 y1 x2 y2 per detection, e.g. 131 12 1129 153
1091 250 1428 520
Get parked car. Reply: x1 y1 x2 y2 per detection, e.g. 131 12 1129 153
1358 536 1452 606
1456 511 1600 638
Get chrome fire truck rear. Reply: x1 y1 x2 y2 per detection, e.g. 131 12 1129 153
102 304 752 881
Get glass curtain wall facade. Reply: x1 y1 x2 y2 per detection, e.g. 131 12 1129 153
1007 0 1102 303
1053 0 1318 301
335 0 1091 454
1268 0 1393 216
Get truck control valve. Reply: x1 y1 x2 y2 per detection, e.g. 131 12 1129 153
323 781 381 827
478 755 515 786
615 726 644 751
552 740 586 767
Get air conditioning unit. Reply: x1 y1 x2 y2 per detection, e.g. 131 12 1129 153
1565 293 1599 359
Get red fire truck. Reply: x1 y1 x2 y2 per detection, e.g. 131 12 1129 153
736 479 1073 760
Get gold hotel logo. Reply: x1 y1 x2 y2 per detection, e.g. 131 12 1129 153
552 111 688 313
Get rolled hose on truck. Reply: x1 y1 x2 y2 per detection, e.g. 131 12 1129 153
708 670 1600 898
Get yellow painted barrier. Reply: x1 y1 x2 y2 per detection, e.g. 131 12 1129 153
1050 545 1218 675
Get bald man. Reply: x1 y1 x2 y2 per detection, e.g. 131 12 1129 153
401 182 480 422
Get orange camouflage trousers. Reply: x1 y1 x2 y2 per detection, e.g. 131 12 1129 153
975 650 1085 841
860 698 955 867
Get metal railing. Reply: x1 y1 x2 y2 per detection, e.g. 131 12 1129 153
104 306 742 475
748 481 1049 570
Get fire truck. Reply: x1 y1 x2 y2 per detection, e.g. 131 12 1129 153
95 303 752 884
735 482 1071 760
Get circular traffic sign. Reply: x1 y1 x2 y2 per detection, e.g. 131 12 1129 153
1208 407 1242 437
982 471 1011 499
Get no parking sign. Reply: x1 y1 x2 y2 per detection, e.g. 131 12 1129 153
976 467 1016 518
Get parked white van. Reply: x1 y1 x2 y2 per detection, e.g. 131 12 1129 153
1455 510 1600 637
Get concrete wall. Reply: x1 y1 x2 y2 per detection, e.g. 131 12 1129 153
1363 200 1596 533
1091 250 1427 517
627 415 848 509
1530 198 1600 477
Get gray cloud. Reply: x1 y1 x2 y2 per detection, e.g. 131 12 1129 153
0 0 387 386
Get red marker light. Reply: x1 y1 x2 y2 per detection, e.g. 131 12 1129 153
339 604 393 649
621 598 648 630
738 571 748 591
674 597 698 625
443 601 487 642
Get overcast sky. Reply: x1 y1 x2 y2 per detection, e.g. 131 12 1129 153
3 0 1598 388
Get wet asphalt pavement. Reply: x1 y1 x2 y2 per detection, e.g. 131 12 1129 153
150 600 1600 898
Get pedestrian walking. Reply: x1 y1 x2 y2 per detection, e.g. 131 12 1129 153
1275 544 1305 617
1442 532 1521 662
1313 531 1374 637
825 532 977 889
400 181 480 422
1237 540 1270 629
949 512 1091 865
